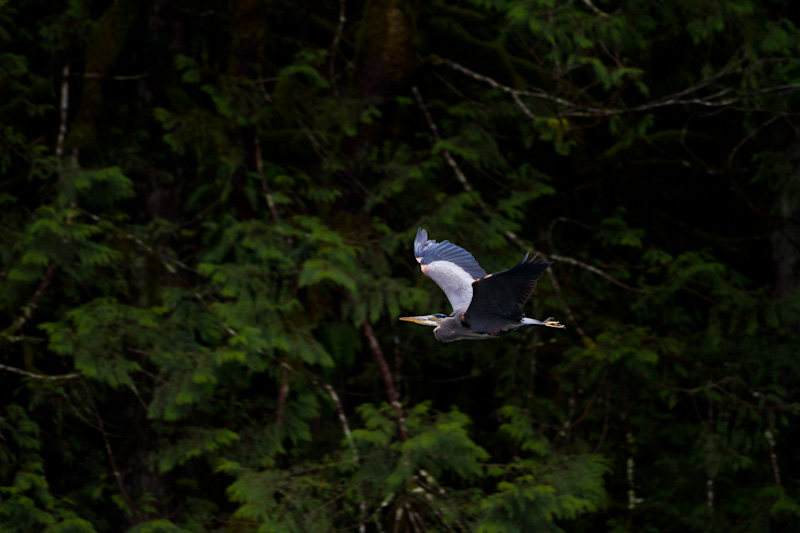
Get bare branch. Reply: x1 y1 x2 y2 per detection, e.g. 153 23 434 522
361 320 408 441
442 55 798 119
549 253 641 292
6 261 60 337
79 72 149 81
580 0 610 18
568 369 608 428
412 86 473 191
765 416 782 486
255 135 280 222
0 363 81 380
329 0 346 98
321 380 367 533
592 387 611 454
56 63 70 158
275 374 289 426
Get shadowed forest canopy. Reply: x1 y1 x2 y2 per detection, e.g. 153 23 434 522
2 0 800 531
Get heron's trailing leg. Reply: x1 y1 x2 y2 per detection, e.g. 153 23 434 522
543 317 566 329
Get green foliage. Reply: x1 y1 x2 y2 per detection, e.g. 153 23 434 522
1 0 799 531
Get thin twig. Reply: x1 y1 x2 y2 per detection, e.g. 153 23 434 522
82 378 141 520
412 86 473 192
78 208 193 274
321 380 367 533
726 114 780 168
568 369 608 428
549 254 641 292
592 386 611 453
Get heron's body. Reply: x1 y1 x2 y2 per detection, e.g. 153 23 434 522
400 228 565 342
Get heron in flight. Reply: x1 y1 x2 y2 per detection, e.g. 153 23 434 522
400 228 565 342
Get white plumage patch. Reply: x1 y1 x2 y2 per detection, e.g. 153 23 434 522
422 260 476 311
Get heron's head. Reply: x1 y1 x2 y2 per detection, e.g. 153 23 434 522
399 313 448 327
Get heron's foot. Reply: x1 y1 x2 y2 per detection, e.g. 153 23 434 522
543 317 566 329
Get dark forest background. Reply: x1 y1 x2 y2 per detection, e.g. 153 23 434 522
2 0 800 531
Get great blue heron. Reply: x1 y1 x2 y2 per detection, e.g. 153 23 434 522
400 228 566 342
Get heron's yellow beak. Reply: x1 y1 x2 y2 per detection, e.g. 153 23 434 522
399 315 440 326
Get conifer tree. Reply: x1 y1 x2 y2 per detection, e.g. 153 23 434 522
1 1 799 531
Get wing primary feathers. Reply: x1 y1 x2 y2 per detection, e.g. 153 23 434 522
414 228 487 280
464 254 552 332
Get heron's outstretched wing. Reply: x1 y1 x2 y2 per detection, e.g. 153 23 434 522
464 254 552 332
414 228 488 311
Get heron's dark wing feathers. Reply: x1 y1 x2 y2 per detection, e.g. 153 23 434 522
414 228 487 280
465 254 552 333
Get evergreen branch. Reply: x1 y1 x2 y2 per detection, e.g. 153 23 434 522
77 208 195 274
0 130 31 163
0 363 81 380
178 171 232 228
361 319 408 441
300 490 348 520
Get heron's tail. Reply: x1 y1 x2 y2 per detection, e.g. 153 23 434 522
522 317 566 329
